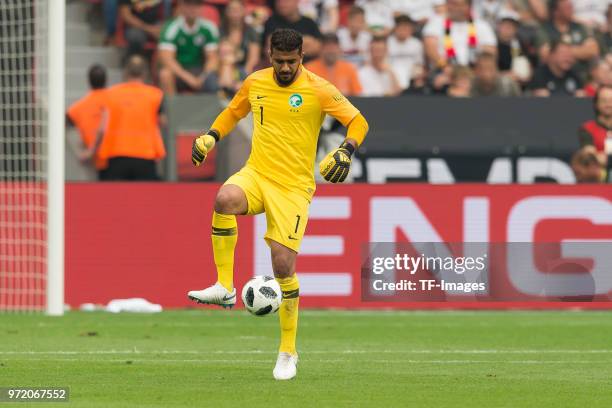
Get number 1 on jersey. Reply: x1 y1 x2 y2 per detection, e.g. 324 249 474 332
260 106 264 126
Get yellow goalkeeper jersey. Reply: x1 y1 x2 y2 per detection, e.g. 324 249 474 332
225 66 360 200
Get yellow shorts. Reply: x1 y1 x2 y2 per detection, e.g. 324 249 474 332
224 166 310 253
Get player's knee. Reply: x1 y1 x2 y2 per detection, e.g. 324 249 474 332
214 189 241 214
271 251 294 278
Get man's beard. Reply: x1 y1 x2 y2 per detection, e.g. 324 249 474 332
275 70 297 85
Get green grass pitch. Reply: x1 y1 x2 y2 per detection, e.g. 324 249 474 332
1 310 611 407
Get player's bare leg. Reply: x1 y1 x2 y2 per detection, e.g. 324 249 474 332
269 240 300 380
187 185 247 308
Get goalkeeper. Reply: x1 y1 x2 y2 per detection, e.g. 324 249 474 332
187 28 369 381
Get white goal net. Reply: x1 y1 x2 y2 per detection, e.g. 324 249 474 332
0 0 64 313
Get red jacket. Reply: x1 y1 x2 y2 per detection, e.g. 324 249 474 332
579 120 611 153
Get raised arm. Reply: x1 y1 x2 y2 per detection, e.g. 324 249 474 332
191 77 253 167
344 113 369 148
316 82 369 182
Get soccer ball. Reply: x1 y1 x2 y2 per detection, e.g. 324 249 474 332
241 276 282 316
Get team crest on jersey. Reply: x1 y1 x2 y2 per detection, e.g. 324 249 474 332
289 94 303 108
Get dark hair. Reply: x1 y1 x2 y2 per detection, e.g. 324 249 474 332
124 55 148 79
270 28 303 53
549 39 571 53
348 6 365 18
321 33 339 45
370 35 387 45
220 0 244 34
88 64 106 89
475 51 497 65
548 0 563 15
394 14 414 26
589 58 606 72
594 85 612 115
451 65 474 81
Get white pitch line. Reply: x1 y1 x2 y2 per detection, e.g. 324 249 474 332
2 358 610 365
2 349 612 355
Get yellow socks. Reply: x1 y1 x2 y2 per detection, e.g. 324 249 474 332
211 212 237 292
276 275 300 355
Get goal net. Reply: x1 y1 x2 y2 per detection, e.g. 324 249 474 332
0 0 64 314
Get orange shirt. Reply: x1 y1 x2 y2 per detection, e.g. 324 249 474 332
67 89 107 169
98 81 166 161
304 59 362 96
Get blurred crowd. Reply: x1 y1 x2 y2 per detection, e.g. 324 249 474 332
68 0 612 182
96 0 612 98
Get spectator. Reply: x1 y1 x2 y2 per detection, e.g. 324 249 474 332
583 58 612 96
528 40 585 96
578 85 612 165
423 0 498 68
103 0 120 44
388 0 446 28
262 0 322 63
403 64 435 95
299 0 339 33
471 52 522 96
496 9 532 84
158 0 220 96
118 0 169 58
598 4 612 55
472 0 510 27
245 4 271 34
430 65 454 93
447 65 474 96
356 0 395 36
537 0 599 80
507 0 548 24
95 55 166 181
337 6 372 67
388 15 425 91
571 0 608 31
571 145 605 182
505 0 548 67
358 36 402 97
203 40 247 97
66 65 108 180
305 34 362 96
104 0 171 45
221 0 261 74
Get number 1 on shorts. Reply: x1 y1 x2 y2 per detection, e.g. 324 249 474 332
294 215 301 234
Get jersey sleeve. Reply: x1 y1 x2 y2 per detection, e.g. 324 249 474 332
159 20 178 51
201 19 219 51
226 75 252 119
316 80 360 127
